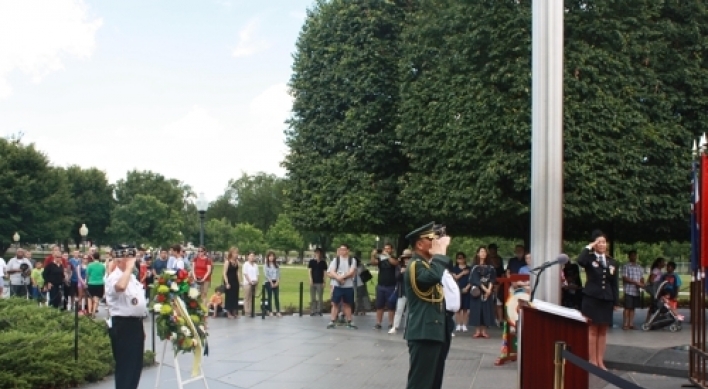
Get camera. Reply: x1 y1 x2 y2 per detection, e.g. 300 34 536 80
433 224 447 237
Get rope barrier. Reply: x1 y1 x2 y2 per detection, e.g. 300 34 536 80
561 349 645 389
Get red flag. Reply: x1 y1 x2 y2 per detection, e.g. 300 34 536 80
701 154 708 267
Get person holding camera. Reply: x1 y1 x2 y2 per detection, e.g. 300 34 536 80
105 245 147 389
372 243 399 329
403 222 453 389
7 249 32 298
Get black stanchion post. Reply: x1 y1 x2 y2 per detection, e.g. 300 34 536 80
74 301 79 361
299 282 303 317
261 284 266 320
251 285 255 318
151 311 156 356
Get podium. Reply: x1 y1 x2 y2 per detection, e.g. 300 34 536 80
519 300 589 389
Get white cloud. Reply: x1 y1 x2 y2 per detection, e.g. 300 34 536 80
0 0 102 99
231 18 270 58
249 83 293 126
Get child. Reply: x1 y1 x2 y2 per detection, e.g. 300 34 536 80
208 289 224 318
661 261 682 299
30 261 45 306
657 287 684 321
660 261 683 320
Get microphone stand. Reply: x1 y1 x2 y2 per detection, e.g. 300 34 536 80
529 268 546 303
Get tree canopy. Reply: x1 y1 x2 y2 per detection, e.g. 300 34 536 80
106 194 183 248
284 0 410 236
284 0 708 243
64 166 114 246
0 139 73 251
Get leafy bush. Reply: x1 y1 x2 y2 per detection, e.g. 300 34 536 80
0 298 113 389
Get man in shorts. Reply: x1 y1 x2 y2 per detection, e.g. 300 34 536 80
371 243 399 330
326 244 358 329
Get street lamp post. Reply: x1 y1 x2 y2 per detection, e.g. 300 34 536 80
79 224 89 253
13 232 20 249
196 192 208 247
375 236 380 251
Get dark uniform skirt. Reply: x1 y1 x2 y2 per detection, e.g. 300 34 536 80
581 295 613 325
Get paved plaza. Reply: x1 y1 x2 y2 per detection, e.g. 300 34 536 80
80 307 692 389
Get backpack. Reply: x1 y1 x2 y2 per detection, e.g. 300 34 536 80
335 256 355 272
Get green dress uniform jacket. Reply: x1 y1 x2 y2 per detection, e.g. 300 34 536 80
403 253 448 342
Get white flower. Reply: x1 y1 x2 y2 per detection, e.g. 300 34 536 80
198 325 205 333
188 288 200 299
180 326 191 337
192 339 198 347
170 283 179 292
153 303 163 313
164 270 176 276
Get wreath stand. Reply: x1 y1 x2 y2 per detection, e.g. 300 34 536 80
154 340 209 389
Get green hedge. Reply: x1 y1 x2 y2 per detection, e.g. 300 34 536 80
0 298 114 389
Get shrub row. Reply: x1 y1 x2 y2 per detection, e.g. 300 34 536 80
0 298 113 389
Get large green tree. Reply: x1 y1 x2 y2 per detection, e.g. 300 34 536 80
0 138 73 252
217 173 285 233
114 169 198 243
204 218 238 252
284 0 410 237
106 194 183 248
398 0 700 242
285 0 707 244
64 166 114 247
233 223 267 254
266 214 304 255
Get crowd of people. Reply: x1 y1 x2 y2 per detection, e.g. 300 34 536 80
0 242 687 332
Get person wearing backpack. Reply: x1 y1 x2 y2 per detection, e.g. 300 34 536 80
326 244 358 329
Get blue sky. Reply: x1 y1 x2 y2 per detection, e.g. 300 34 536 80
0 0 313 200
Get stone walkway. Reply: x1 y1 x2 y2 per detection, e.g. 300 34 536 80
81 308 691 389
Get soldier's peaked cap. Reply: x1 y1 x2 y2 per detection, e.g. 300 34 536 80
405 222 436 244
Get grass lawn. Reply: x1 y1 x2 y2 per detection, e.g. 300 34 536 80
206 263 380 313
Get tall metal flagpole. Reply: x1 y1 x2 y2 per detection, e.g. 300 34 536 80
530 0 564 304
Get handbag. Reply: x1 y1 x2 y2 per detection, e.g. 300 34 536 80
470 285 481 298
360 269 373 283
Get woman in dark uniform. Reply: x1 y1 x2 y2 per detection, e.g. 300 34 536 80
577 230 619 370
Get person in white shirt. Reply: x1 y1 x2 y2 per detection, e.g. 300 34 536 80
7 249 32 298
166 244 190 271
0 257 6 298
105 245 147 389
242 252 260 317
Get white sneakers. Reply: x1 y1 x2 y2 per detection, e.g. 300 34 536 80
455 325 469 332
388 327 397 334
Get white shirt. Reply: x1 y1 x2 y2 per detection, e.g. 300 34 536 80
105 267 147 317
0 258 6 277
242 261 259 285
7 257 32 285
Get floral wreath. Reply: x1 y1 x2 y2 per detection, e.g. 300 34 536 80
152 269 209 376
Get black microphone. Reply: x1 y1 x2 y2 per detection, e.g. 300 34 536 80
530 254 569 273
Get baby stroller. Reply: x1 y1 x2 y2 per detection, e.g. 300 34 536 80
642 281 682 332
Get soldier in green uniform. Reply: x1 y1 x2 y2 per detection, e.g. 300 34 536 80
403 222 453 389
